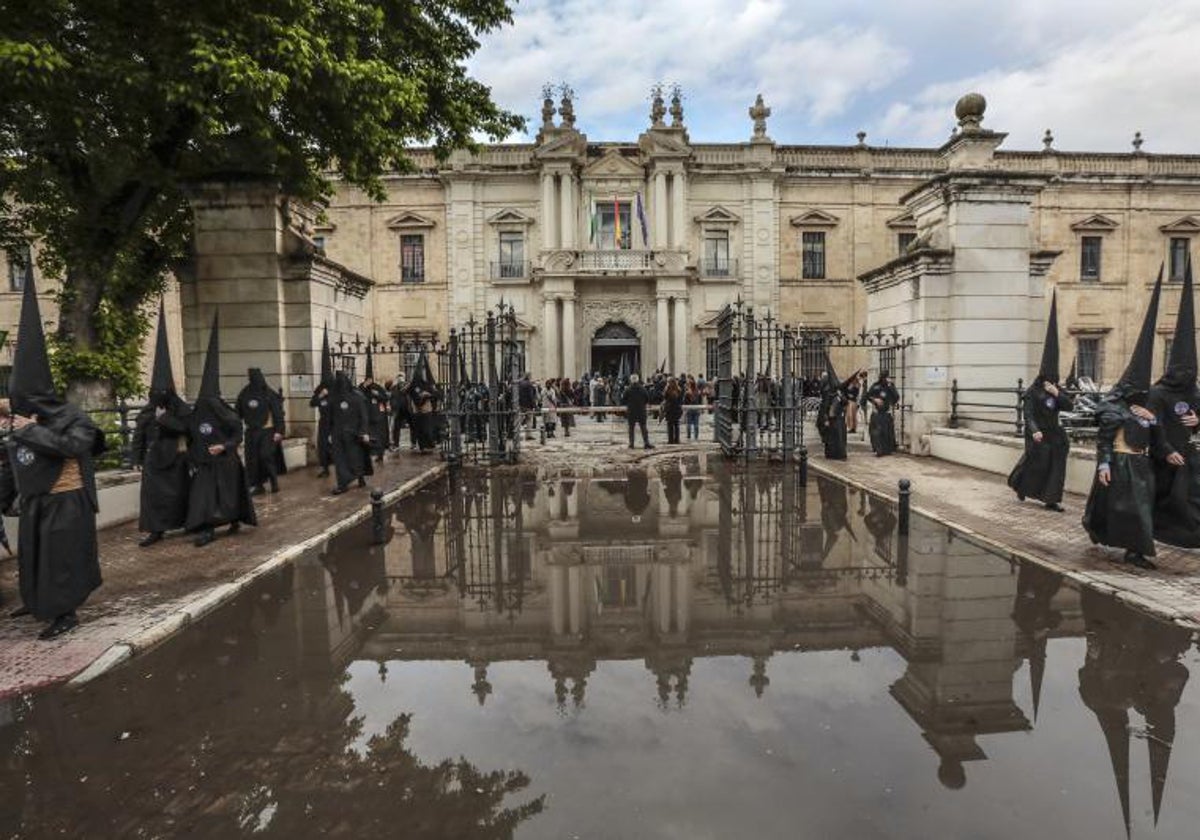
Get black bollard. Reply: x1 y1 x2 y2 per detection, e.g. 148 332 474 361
370 489 385 545
898 478 911 536
798 446 808 487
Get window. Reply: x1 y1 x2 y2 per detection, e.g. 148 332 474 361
897 232 917 256
597 201 632 250
1080 236 1102 282
498 231 525 278
878 347 897 378
7 244 32 292
703 231 731 276
801 232 826 280
1170 237 1191 281
705 338 720 380
800 336 830 379
400 234 425 283
1077 337 1103 383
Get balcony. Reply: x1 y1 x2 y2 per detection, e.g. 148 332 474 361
542 249 688 275
490 260 530 281
700 257 738 279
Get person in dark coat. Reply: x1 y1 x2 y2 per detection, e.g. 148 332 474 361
237 367 286 496
389 373 412 450
406 347 441 453
1009 292 1074 509
186 314 257 547
330 370 373 494
662 379 683 444
310 326 335 477
360 346 390 463
622 374 653 449
1149 259 1200 546
816 354 848 460
4 275 107 639
865 371 902 457
1083 270 1162 569
132 301 191 546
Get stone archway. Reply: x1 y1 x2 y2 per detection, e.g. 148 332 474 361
590 321 641 378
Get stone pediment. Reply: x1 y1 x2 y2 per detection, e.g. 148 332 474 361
583 148 645 179
638 129 691 157
386 211 436 230
487 208 535 227
695 206 741 226
1160 215 1200 234
885 212 916 229
535 129 588 161
1070 214 1120 232
789 209 840 228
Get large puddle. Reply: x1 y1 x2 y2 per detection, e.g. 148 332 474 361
3 465 1199 838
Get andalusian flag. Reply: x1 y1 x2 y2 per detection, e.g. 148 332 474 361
613 195 623 249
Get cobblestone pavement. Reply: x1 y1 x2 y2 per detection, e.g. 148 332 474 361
0 453 443 697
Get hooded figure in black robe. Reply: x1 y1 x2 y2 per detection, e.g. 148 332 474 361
815 352 848 460
865 371 901 456
310 326 334 476
1009 291 1075 510
330 370 373 493
360 345 390 462
237 367 287 495
406 348 441 453
1082 269 1162 568
1148 259 1200 546
5 275 106 638
132 301 191 546
185 314 257 546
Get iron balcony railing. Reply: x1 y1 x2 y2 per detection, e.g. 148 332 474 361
490 260 530 280
578 250 654 271
700 257 738 278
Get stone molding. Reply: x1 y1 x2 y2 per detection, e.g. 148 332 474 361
580 298 651 342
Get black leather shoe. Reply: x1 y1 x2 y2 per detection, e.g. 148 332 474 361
227 522 240 536
194 529 216 548
9 606 31 619
269 482 280 494
1044 503 1065 512
331 485 348 496
357 477 367 488
1124 551 1158 570
138 532 163 548
38 613 78 641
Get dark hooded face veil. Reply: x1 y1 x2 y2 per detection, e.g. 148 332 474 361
246 367 269 393
8 272 64 420
1160 257 1196 391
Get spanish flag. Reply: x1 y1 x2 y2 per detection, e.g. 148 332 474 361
613 195 622 249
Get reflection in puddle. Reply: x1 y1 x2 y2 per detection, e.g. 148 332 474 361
2 465 1198 839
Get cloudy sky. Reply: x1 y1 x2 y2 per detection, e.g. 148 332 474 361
469 0 1200 152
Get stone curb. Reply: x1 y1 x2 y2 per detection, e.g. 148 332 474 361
67 464 447 689
808 462 1200 633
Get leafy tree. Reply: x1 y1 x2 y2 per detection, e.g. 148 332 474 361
0 0 523 401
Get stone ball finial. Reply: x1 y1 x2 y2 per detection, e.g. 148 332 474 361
954 92 987 132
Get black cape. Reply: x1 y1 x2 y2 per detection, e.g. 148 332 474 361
865 380 900 456
1082 398 1157 557
330 376 374 488
185 396 257 530
132 393 192 533
1147 379 1200 546
310 386 333 468
816 385 848 460
1008 381 1074 505
236 371 287 488
8 402 106 620
362 382 390 457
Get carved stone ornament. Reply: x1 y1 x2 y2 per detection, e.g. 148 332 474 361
581 298 652 342
749 94 771 140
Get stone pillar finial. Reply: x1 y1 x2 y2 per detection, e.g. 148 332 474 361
669 84 684 127
541 83 557 130
749 94 771 141
1042 128 1054 152
1132 131 1144 153
558 82 576 128
954 92 987 134
650 83 666 128
856 130 867 147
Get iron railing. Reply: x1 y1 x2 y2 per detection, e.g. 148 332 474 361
949 379 1101 440
490 260 530 280
700 257 738 278
578 250 654 271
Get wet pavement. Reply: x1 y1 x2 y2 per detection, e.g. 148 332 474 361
3 465 1198 839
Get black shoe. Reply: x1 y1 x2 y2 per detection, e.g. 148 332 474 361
9 606 31 619
1044 503 1065 512
644 444 655 450
227 522 240 536
194 529 216 548
269 481 280 494
317 469 329 478
1124 551 1158 570
1017 493 1026 502
38 612 78 641
250 486 265 497
357 477 367 488
138 532 163 548
331 485 348 496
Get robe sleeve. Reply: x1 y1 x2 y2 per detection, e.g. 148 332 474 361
1056 391 1075 412
1093 403 1121 469
14 419 99 459
272 392 287 436
1023 389 1041 436
157 411 189 433
309 388 326 408
224 418 243 451
0 450 16 515
1146 393 1176 459
131 411 151 467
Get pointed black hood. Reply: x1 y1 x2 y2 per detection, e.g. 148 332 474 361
1160 257 1196 389
1065 357 1079 390
8 272 59 418
319 326 333 388
198 313 222 401
245 367 270 395
365 344 375 381
1115 266 1163 399
1038 290 1060 382
149 299 176 401
822 350 841 395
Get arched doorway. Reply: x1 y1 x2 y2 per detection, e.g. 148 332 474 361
591 321 641 378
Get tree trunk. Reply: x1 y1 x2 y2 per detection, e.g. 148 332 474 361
66 377 115 410
58 264 116 410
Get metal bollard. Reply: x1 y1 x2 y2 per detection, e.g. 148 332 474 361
798 446 808 487
370 489 385 545
898 478 911 536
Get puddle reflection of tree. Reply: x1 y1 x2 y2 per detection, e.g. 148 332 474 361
0 568 545 837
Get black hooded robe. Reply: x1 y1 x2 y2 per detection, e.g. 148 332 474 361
865 379 901 456
237 371 287 489
1082 397 1157 557
185 398 257 531
362 382 390 458
330 376 374 488
132 395 191 533
8 404 106 621
1008 381 1074 505
1147 380 1200 546
310 386 333 468
817 386 848 460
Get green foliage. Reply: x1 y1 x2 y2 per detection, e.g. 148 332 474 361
0 0 523 390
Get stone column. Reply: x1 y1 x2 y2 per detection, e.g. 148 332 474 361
541 172 558 250
560 173 576 249
543 295 559 379
656 293 670 372
561 293 577 379
670 171 687 251
653 171 669 249
672 295 688 374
